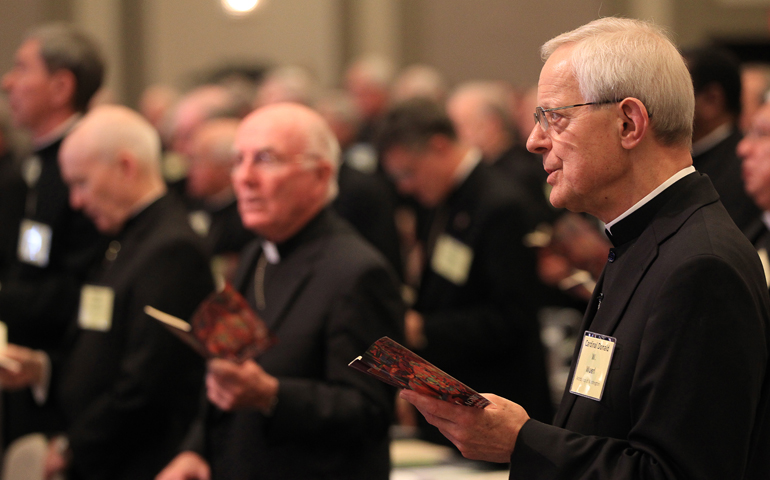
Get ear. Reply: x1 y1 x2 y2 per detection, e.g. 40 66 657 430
115 149 138 178
48 69 77 111
313 158 334 186
618 98 650 150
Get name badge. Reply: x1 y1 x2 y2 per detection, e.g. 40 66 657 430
188 210 211 237
78 285 115 332
431 234 473 285
570 331 616 401
17 219 52 267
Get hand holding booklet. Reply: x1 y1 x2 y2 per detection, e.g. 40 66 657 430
144 283 276 363
349 336 491 408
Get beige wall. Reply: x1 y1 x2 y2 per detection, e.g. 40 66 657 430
401 0 621 88
1 0 769 108
143 0 344 90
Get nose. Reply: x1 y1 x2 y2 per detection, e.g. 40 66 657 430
1 71 13 92
526 122 550 155
736 136 752 161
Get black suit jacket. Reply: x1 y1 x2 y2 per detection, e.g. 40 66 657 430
54 194 213 480
1 137 108 447
0 137 107 349
185 197 255 256
510 173 770 479
182 208 404 480
692 128 761 234
333 163 403 279
415 162 553 426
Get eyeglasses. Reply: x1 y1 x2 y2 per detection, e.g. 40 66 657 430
237 149 320 170
534 99 621 132
743 127 770 140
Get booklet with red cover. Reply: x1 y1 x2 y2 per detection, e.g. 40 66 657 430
349 336 491 408
144 283 276 363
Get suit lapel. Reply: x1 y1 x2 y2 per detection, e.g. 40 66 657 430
261 235 326 331
554 271 605 427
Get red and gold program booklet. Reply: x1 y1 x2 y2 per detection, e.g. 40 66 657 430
145 283 276 363
349 336 491 408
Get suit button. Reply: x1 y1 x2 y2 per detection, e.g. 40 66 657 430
608 249 616 263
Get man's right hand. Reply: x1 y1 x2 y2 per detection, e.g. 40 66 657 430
0 344 45 389
155 452 210 480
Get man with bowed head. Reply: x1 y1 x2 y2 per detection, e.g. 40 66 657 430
0 105 213 479
156 102 403 480
400 17 770 479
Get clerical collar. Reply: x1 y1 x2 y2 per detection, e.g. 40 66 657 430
33 114 81 151
605 167 696 247
270 207 333 262
691 122 732 157
261 240 280 264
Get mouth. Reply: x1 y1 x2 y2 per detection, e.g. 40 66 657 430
544 167 559 185
238 195 266 211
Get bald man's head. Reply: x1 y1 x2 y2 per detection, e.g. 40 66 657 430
231 102 340 242
59 105 165 234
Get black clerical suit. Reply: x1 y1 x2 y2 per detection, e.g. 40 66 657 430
1 134 108 447
414 161 554 432
333 162 402 278
52 193 213 480
693 128 761 234
185 197 255 256
180 208 404 480
510 173 770 479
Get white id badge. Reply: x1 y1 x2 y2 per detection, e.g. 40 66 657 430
188 210 211 237
570 331 617 401
17 219 52 267
431 234 474 285
78 285 115 332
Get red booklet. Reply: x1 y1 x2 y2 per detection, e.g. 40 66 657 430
349 336 491 408
144 283 276 363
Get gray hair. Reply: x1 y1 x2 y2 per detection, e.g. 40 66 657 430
305 109 341 202
26 23 105 113
542 17 694 148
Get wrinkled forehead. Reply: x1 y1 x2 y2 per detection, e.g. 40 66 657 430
235 113 310 155
538 45 581 105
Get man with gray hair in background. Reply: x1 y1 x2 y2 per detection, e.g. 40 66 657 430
401 17 770 479
0 105 214 479
0 22 109 447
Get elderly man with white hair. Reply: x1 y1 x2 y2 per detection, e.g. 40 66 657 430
0 105 214 480
401 17 770 479
157 102 403 480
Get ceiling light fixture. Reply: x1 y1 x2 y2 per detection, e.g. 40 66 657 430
221 0 261 17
